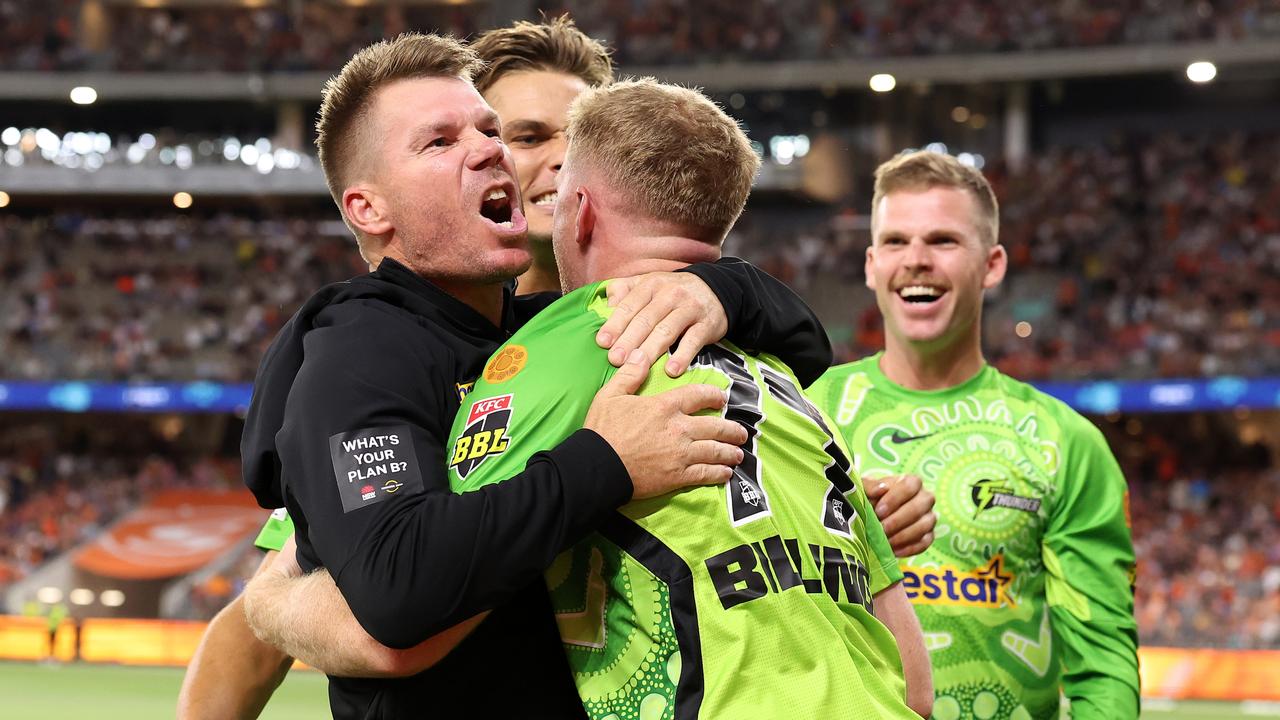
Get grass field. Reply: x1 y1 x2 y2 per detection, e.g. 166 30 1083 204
0 662 329 719
0 661 1275 719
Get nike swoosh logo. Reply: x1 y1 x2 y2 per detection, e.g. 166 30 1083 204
889 430 934 444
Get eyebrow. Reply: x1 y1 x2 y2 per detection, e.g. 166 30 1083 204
407 110 503 148
502 119 551 136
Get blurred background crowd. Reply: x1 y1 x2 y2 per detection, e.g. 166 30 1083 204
6 0 1280 72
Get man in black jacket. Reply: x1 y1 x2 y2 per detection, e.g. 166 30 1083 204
198 32 834 720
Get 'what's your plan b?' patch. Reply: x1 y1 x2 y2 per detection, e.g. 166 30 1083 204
450 394 514 480
329 425 424 513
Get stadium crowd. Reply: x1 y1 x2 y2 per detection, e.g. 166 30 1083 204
1112 415 1280 650
4 0 1280 72
739 130 1280 380
0 453 238 590
0 212 365 382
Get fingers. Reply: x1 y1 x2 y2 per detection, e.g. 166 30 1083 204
888 510 937 551
595 350 650 398
665 320 714 377
864 477 891 503
607 291 676 367
894 532 935 559
678 463 734 487
597 279 655 362
661 383 729 415
877 484 934 537
872 475 926 521
686 439 745 467
685 415 748 445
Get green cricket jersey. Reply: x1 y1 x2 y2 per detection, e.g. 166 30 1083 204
808 354 1139 720
447 282 915 720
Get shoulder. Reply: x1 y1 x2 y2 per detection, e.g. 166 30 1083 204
505 282 611 351
291 298 452 410
989 368 1111 455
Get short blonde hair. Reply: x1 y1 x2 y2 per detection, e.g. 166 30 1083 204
566 78 759 240
872 150 1000 246
316 33 483 211
471 15 613 94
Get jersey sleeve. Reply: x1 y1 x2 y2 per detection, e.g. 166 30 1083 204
252 508 293 552
1044 414 1140 719
278 300 631 649
853 481 904 594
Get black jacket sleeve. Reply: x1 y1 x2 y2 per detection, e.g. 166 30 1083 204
679 256 833 386
278 302 631 649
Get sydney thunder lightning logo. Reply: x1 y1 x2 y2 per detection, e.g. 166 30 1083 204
971 478 1042 519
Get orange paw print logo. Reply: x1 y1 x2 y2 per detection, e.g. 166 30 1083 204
484 345 528 383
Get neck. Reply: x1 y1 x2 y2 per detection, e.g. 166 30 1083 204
433 278 506 326
516 239 561 295
587 233 719 285
382 245 505 325
879 325 985 391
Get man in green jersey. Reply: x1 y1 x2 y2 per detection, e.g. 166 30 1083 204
441 79 929 718
807 150 1139 720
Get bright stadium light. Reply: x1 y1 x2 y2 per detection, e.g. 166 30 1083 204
0 191 10 208
868 73 897 93
173 191 193 209
1015 321 1033 338
1 127 18 146
100 590 126 607
37 587 63 604
1186 61 1217 83
69 86 98 105
69 588 95 606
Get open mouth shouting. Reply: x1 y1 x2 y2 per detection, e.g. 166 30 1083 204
478 181 527 235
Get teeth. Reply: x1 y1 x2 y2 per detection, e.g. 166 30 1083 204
899 285 942 298
495 220 513 229
486 188 508 201
534 192 557 206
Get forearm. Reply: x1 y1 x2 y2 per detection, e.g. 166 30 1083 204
243 565 485 678
873 583 933 718
177 593 292 720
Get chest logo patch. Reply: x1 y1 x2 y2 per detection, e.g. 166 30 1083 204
483 345 528 383
451 394 514 479
971 478 1042 518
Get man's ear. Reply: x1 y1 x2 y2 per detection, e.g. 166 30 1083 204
343 186 394 239
575 187 596 248
864 244 877 291
983 243 1008 290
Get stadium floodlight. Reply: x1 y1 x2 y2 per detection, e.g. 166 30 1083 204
69 86 98 105
173 191 193 209
1 127 18 146
1015 321 1033 338
36 586 63 604
69 588 95 606
0 191 10 208
868 73 896 93
100 590 126 607
1186 61 1217 83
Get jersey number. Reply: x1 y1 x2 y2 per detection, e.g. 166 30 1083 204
693 346 858 536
